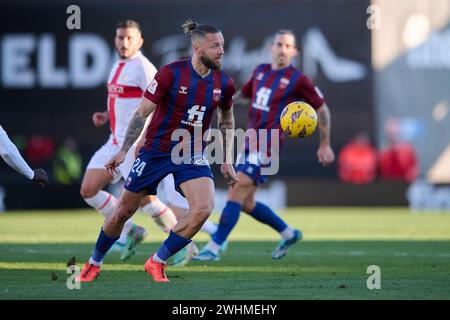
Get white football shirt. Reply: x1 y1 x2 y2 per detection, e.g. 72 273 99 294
106 50 157 146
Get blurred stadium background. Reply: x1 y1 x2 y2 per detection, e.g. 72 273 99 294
0 0 450 300
1 0 449 210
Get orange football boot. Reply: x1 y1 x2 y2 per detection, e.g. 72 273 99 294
144 255 169 283
77 262 101 282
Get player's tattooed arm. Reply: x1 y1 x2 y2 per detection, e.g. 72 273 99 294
120 113 145 153
218 106 235 164
120 98 156 153
218 106 239 186
316 104 335 166
317 103 331 146
105 98 156 174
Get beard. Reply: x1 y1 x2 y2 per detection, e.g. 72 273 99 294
200 55 221 71
117 47 131 59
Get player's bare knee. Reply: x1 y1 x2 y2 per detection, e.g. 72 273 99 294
80 184 98 199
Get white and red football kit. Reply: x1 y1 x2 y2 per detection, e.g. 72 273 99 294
87 50 156 181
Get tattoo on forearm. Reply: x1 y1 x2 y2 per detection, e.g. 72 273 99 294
218 110 235 163
121 112 145 152
318 105 331 144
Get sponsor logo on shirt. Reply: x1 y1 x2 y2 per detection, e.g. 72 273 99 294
147 79 158 94
181 105 206 127
108 84 124 95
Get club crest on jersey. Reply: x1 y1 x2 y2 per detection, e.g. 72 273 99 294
179 86 188 94
256 73 264 81
213 88 221 102
279 77 290 89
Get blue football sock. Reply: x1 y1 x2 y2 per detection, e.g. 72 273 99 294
91 228 119 263
212 201 241 245
156 230 192 261
247 202 287 233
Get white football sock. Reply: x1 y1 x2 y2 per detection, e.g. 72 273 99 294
152 253 166 264
84 190 133 245
141 198 178 233
280 226 296 240
89 257 102 266
205 240 221 255
84 191 117 217
200 220 218 235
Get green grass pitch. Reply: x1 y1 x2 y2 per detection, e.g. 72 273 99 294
0 207 449 300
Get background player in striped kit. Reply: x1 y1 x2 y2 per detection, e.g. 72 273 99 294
79 20 188 263
194 29 335 261
78 19 238 283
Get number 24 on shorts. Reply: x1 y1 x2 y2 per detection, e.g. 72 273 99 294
131 158 146 177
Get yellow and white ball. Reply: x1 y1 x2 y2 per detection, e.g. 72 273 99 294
280 101 318 138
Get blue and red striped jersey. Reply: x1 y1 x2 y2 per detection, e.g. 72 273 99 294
241 63 325 152
143 59 235 154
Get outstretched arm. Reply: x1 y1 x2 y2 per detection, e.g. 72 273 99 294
134 114 154 158
316 104 335 166
0 126 48 186
120 98 156 153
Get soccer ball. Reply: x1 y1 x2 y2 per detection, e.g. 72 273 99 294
280 101 318 138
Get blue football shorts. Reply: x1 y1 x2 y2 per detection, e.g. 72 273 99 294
234 151 270 186
124 150 214 196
